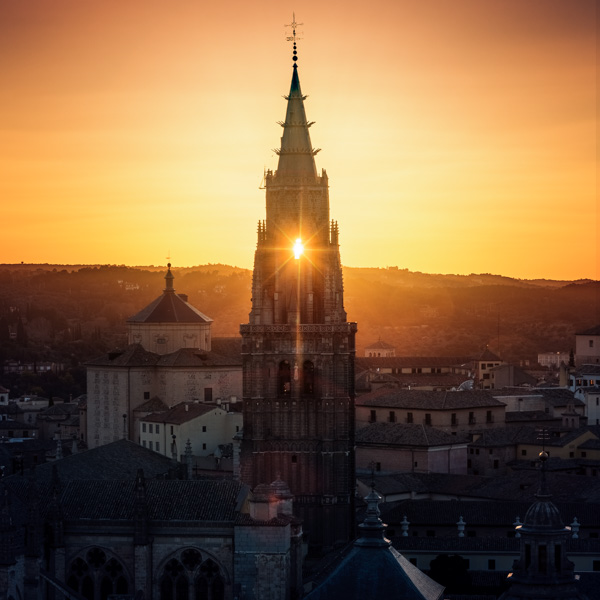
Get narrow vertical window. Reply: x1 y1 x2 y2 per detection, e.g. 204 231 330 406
303 361 315 395
278 360 291 397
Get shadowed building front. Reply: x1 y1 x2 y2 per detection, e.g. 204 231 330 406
238 22 357 550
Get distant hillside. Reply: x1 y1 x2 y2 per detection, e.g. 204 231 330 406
0 264 598 370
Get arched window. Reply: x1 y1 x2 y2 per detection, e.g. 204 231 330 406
160 551 226 600
278 361 291 397
303 361 315 395
67 549 129 600
160 558 187 600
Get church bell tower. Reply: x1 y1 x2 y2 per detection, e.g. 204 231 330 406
239 19 357 549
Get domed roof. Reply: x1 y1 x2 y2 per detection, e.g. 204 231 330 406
520 450 567 534
270 477 293 500
127 265 212 325
522 498 564 532
252 483 273 502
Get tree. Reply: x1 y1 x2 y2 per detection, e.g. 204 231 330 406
429 554 471 593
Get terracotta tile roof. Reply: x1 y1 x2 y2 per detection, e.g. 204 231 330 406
86 344 160 367
61 479 243 521
365 340 396 350
156 347 241 367
127 291 212 324
469 426 539 447
361 470 600 502
10 439 178 484
143 402 221 425
356 423 469 447
492 387 576 401
356 389 505 410
87 344 242 368
477 347 502 362
576 325 600 336
134 396 168 413
38 402 79 417
574 364 600 376
356 356 473 370
504 411 560 423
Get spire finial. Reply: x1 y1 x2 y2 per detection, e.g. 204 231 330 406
537 450 551 498
285 13 303 68
164 263 175 293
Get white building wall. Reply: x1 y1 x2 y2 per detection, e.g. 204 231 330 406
575 388 600 426
575 332 600 365
140 407 243 458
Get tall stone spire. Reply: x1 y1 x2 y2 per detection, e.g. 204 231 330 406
240 18 357 550
275 64 319 177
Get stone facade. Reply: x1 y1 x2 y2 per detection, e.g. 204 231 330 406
87 355 242 448
1 442 302 600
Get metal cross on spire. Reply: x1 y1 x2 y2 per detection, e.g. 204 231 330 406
285 13 303 66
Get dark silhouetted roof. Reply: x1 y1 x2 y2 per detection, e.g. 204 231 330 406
576 325 600 336
87 343 241 368
12 439 177 484
86 344 159 367
61 479 243 521
356 356 473 370
127 266 212 324
356 423 469 447
133 396 168 413
365 340 396 350
143 402 222 425
305 486 444 600
357 389 504 410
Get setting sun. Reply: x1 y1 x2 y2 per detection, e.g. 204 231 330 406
293 238 304 260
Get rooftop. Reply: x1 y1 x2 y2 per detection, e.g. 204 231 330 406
357 389 505 410
142 402 224 425
356 423 469 447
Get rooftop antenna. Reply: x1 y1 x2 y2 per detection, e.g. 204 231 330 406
285 13 303 66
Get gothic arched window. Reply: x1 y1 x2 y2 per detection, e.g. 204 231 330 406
303 361 315 395
159 551 226 600
66 549 129 600
278 360 291 397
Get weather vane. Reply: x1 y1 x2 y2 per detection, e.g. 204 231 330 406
285 13 303 66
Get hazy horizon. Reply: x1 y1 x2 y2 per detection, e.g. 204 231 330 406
2 261 597 284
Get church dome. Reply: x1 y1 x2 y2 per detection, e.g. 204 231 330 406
522 498 564 532
520 452 567 534
270 477 293 500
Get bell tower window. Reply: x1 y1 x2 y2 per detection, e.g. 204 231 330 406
303 361 315 395
278 360 291 397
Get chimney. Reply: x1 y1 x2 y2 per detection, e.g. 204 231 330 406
185 404 189 412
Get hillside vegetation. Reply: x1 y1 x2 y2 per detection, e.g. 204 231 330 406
0 264 597 398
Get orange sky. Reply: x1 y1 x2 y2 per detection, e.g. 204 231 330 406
1 0 597 280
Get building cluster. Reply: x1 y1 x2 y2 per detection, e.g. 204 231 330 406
0 31 598 600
